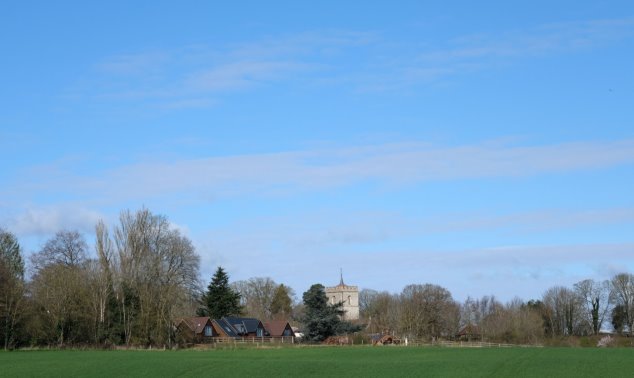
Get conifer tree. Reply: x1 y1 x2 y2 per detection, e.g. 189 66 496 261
270 284 293 319
199 267 242 319
302 283 361 342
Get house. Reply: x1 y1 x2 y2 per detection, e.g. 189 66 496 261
213 317 266 338
175 317 217 343
456 324 481 341
263 320 295 337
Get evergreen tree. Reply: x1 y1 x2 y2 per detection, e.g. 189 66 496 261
0 229 24 279
301 283 360 342
270 284 293 319
199 267 242 319
612 304 626 335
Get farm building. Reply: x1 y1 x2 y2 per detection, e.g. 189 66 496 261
456 324 481 341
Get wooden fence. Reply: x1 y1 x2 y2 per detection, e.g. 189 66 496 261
207 336 296 345
400 339 537 348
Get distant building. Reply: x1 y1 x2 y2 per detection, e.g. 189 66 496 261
325 271 359 320
263 320 295 337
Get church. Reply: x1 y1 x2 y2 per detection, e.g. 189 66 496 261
325 271 359 320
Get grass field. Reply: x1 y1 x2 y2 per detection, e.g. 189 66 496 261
1 346 633 377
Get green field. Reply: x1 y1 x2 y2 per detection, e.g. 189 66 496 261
1 346 632 377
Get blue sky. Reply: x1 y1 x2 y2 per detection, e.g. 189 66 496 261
1 1 633 301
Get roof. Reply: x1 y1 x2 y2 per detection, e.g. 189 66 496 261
263 320 293 337
213 318 239 337
223 317 263 335
179 317 211 335
457 324 481 336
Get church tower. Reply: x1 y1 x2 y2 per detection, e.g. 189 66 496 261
324 270 359 320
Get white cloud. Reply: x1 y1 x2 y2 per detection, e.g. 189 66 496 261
39 138 632 203
193 203 634 300
4 139 633 207
2 205 104 238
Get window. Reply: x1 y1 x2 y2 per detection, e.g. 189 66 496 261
348 295 351 305
257 328 263 337
204 325 212 337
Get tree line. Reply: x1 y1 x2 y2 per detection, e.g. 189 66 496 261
0 208 299 349
359 275 634 344
2 208 634 349
1 209 202 349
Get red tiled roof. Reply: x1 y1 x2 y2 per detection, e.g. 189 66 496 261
180 317 211 335
263 320 292 337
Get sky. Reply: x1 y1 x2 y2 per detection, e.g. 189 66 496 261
1 1 633 302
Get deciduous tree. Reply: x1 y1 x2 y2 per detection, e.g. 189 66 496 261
398 284 459 339
542 286 582 336
0 228 25 349
31 230 87 270
232 277 278 320
113 208 200 346
574 279 611 335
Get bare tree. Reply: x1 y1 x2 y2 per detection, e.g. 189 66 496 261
31 230 87 270
112 208 200 346
473 296 504 340
0 229 25 349
480 298 543 344
359 288 379 319
574 279 611 335
542 286 582 336
398 284 459 339
232 277 278 320
29 230 92 345
89 221 114 343
30 263 89 345
359 290 398 334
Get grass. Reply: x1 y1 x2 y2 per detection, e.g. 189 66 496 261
1 346 633 377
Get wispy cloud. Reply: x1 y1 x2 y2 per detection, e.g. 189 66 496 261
359 18 634 91
423 18 634 62
70 30 374 110
8 138 634 204
184 61 316 92
67 18 634 104
95 51 169 75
